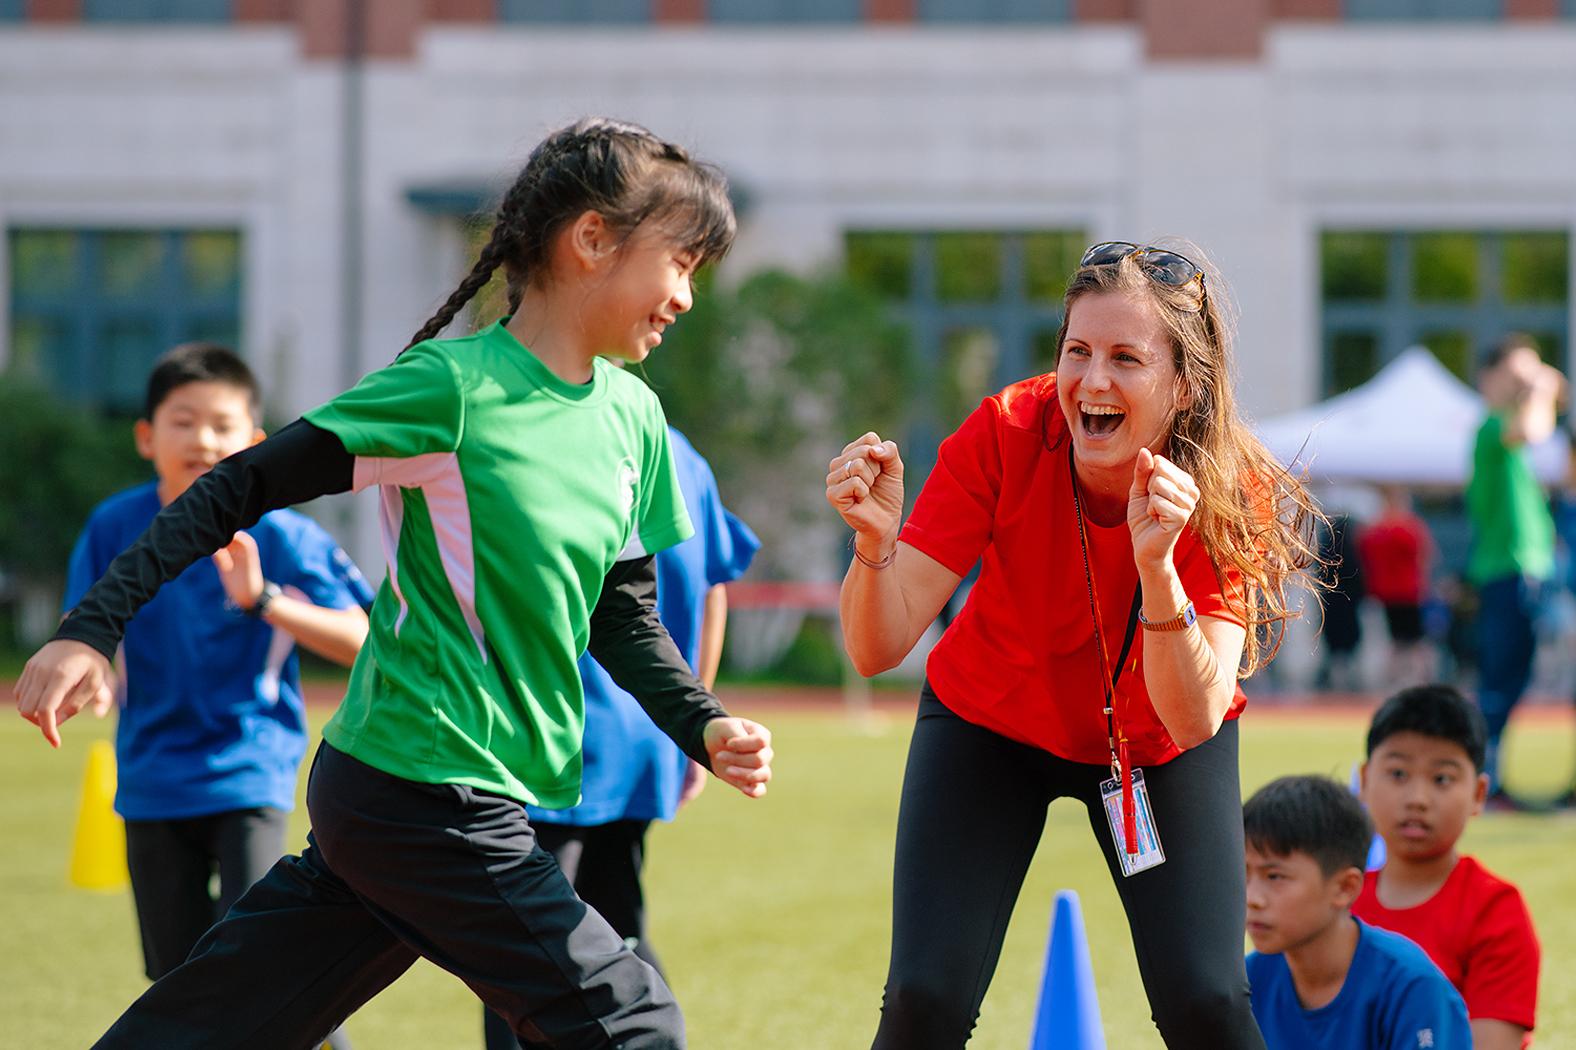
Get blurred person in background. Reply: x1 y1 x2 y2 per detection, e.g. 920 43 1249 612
65 343 372 1050
1467 333 1564 807
1549 428 1576 809
483 427 759 1050
1431 571 1476 684
1316 513 1365 694
1358 485 1437 688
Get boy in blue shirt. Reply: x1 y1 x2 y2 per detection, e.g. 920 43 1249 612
1244 774 1470 1050
65 344 372 1046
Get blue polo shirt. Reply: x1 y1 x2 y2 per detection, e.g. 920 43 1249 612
64 481 374 821
1247 918 1470 1050
530 429 759 826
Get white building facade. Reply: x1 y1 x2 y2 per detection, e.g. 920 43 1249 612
3 0 1574 571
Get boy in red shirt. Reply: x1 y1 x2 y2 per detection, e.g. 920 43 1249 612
1356 684 1540 1049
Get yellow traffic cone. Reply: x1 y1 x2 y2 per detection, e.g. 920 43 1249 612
69 740 128 891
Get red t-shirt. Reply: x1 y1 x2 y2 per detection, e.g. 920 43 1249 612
1354 855 1539 1041
1357 512 1434 605
899 375 1247 768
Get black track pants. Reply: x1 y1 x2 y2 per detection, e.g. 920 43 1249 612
872 686 1265 1050
95 743 684 1050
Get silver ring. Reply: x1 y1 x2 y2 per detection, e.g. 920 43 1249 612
845 461 853 478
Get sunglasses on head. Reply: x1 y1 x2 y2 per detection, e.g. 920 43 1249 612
1079 241 1205 289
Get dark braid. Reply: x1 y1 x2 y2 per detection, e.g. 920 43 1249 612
402 161 537 353
403 235 509 352
402 117 736 357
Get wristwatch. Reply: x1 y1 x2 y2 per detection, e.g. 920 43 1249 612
245 581 283 619
1139 599 1196 632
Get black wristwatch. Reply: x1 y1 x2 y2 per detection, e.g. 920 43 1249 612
245 581 283 619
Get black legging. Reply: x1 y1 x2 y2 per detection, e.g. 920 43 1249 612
873 685 1265 1050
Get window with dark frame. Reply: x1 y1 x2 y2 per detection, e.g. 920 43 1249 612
917 0 1070 22
844 228 1084 484
8 228 244 413
1344 0 1501 19
80 0 233 22
496 0 650 23
1319 229 1569 396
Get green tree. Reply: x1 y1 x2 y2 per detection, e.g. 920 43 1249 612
641 267 912 584
0 379 147 645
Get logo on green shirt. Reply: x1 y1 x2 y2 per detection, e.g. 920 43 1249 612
618 458 640 515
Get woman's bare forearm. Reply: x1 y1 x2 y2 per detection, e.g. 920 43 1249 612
840 533 914 676
828 436 961 677
1137 563 1242 749
840 536 960 677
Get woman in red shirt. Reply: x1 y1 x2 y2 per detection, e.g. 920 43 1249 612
828 242 1321 1050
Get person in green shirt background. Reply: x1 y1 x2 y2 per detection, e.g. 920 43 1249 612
16 118 773 1050
1466 333 1565 804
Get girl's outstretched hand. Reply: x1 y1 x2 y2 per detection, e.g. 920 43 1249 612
13 639 116 748
703 716 774 798
826 433 905 546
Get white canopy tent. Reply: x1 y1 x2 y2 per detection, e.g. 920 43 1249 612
1254 346 1568 487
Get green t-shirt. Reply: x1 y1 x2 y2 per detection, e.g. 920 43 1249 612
303 321 693 806
1465 413 1554 584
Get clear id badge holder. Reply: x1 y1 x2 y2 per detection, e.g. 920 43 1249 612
1099 767 1166 877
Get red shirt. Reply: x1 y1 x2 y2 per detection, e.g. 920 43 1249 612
1354 855 1539 1040
899 375 1246 768
1357 512 1434 605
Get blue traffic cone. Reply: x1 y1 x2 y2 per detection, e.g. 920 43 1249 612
1348 762 1387 871
1365 831 1387 872
1029 890 1105 1050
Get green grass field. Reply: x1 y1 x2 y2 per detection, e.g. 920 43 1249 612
3 693 1574 1049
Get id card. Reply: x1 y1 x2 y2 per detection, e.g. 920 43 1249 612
1099 768 1166 877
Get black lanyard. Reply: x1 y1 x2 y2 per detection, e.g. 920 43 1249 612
1067 442 1143 779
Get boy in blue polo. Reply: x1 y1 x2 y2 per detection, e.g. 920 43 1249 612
64 344 372 1047
1244 775 1470 1050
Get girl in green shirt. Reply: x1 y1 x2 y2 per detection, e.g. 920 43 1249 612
19 118 773 1050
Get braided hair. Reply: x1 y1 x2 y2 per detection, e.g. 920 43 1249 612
405 118 736 353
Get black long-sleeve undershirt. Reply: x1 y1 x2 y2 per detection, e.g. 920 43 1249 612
588 557 727 769
52 417 726 768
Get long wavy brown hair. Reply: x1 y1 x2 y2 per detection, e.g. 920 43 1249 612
1049 244 1327 678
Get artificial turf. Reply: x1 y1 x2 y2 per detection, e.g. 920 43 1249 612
3 693 1573 1049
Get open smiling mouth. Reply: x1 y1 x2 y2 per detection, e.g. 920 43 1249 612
1080 404 1126 437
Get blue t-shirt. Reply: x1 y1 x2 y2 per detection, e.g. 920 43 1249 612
1247 919 1470 1050
529 429 759 826
64 480 375 821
